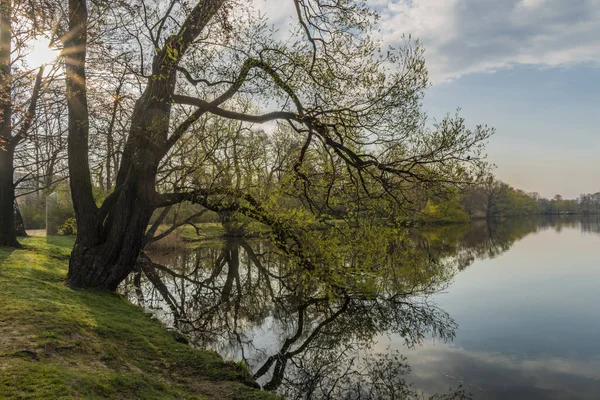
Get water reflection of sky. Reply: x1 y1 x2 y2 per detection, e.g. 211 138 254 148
379 225 600 399
125 218 600 398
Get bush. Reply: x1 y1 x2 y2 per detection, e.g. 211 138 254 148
46 190 76 234
19 199 45 229
422 198 471 224
58 218 77 236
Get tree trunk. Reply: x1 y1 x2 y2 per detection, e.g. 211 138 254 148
67 71 173 290
67 164 158 290
66 13 178 289
0 143 18 246
14 199 26 236
0 0 17 247
219 210 246 237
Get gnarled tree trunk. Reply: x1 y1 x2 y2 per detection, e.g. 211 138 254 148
66 76 170 290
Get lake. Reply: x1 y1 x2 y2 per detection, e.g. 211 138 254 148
121 216 600 399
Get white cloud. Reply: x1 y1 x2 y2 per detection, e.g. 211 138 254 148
252 0 600 83
377 0 600 82
519 0 548 9
373 339 600 398
253 0 296 37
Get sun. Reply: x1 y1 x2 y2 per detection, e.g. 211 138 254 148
25 36 60 69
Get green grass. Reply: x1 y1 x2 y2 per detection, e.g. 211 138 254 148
173 222 271 242
176 223 227 241
0 237 279 400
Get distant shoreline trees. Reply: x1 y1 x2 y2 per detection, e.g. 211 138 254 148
455 177 600 220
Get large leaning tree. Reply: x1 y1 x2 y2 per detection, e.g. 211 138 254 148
64 0 491 290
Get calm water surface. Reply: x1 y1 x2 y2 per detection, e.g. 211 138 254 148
400 218 600 399
121 217 600 399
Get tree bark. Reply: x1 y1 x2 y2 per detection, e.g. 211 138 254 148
66 142 159 290
0 143 18 246
65 23 178 289
63 0 151 290
14 199 26 236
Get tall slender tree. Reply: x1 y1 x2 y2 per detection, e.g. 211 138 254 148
0 0 45 247
0 0 14 246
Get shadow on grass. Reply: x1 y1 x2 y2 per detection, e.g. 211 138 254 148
0 245 17 266
46 235 76 249
0 236 272 399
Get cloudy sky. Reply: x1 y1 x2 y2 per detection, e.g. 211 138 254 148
258 0 600 198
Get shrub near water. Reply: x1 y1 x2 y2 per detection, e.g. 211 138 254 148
58 218 78 236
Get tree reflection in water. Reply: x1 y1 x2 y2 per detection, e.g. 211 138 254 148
121 218 590 398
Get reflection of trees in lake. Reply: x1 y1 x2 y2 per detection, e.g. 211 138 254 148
418 216 600 271
540 214 600 234
121 217 596 398
413 220 529 271
122 231 467 399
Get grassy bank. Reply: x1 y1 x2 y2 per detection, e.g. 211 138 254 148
0 237 278 400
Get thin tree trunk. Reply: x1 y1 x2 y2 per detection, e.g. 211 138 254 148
0 0 17 247
0 143 18 246
105 75 124 191
219 210 246 237
0 1 44 247
14 199 26 236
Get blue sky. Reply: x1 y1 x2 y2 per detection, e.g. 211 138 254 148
257 0 600 198
425 66 600 199
378 0 600 199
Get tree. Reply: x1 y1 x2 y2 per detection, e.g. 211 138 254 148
0 0 50 247
460 176 512 218
64 0 491 290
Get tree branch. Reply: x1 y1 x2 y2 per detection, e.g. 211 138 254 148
12 66 44 144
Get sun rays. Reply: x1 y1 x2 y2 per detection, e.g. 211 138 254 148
25 36 59 68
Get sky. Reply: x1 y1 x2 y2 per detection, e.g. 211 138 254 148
257 0 600 199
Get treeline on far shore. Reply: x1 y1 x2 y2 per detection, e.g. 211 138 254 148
422 177 600 224
16 175 599 237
